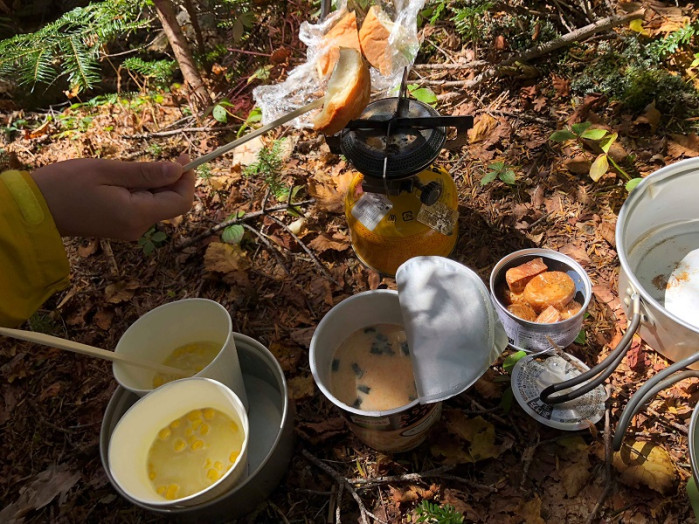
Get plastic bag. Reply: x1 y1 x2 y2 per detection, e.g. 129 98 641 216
252 0 426 128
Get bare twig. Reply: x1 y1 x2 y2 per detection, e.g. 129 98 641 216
422 10 644 90
301 449 384 524
242 223 291 275
99 240 120 277
123 124 239 139
348 465 498 493
266 214 338 285
413 60 489 71
176 199 315 249
587 385 614 524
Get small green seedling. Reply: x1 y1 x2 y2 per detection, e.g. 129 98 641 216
414 500 464 524
138 226 168 255
222 211 246 245
550 122 642 191
481 161 516 186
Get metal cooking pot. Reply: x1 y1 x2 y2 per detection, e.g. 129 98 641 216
612 354 699 517
541 158 699 404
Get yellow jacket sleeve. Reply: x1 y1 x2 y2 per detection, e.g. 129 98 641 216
0 170 70 327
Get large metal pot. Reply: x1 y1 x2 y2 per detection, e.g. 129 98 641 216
541 158 699 403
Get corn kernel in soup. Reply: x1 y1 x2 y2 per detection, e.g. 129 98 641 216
147 408 244 500
329 324 416 411
152 341 220 387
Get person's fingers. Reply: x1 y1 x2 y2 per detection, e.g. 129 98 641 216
98 158 184 189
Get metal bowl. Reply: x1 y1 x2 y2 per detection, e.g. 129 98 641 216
100 333 293 521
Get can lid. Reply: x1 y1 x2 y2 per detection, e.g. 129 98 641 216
510 351 607 431
395 256 509 404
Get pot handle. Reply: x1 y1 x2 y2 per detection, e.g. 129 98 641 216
539 294 642 404
612 352 699 451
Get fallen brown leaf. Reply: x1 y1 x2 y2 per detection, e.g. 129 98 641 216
0 465 80 522
104 280 139 304
668 133 699 158
610 440 678 494
287 374 315 400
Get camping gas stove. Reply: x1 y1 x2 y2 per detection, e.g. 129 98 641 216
325 82 473 275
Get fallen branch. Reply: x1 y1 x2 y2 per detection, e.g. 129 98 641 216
176 198 315 249
242 222 291 276
587 385 614 524
123 124 240 139
423 9 644 90
348 465 498 493
301 449 384 524
413 60 488 70
266 214 339 285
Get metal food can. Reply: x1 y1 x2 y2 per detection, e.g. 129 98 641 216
489 248 592 352
309 290 442 453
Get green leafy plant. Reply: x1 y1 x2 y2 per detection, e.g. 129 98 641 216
481 161 516 186
549 122 641 191
121 57 177 88
244 138 287 199
197 164 213 180
138 226 168 255
0 1 149 94
237 106 263 137
452 1 494 44
414 500 464 524
408 84 437 106
222 211 246 244
212 99 237 123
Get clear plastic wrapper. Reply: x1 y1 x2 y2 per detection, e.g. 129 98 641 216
252 0 426 128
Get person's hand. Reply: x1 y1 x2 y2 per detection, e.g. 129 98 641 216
31 155 196 240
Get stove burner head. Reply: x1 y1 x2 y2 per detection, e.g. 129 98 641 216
338 97 446 180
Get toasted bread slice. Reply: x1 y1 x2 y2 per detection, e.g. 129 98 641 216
358 5 394 76
313 47 371 136
316 11 361 78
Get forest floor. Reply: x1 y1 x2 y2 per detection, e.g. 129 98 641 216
2 1 699 523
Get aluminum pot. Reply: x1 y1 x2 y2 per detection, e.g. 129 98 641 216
541 158 699 404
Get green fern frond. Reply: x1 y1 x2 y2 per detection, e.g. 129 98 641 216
0 1 150 94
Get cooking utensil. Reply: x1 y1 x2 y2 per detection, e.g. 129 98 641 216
182 98 323 172
0 327 188 377
540 158 699 404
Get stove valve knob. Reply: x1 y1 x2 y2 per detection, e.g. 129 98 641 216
419 181 442 206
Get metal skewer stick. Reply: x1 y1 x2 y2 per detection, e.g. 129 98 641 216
182 98 324 172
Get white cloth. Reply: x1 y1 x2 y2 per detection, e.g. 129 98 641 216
396 257 508 404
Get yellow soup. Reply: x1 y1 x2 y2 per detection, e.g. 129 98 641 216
153 341 220 388
147 407 244 500
329 324 417 411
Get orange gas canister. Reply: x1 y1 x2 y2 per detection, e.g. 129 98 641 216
326 94 472 276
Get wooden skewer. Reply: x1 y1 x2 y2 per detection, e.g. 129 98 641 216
182 98 323 172
0 327 190 377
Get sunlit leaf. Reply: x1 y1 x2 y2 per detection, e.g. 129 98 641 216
500 169 516 185
599 132 618 154
481 170 498 185
408 84 437 106
212 104 228 123
221 224 244 244
589 154 609 182
629 19 650 36
580 128 608 141
503 350 527 373
626 177 643 192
